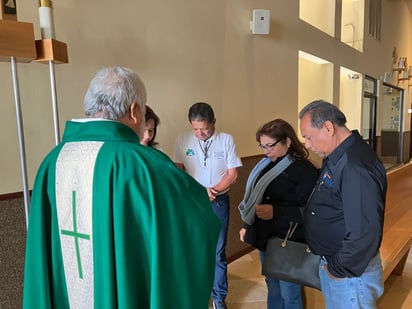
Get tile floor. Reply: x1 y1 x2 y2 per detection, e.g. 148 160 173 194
222 249 412 309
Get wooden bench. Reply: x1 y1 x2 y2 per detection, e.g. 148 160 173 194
380 161 412 281
303 161 412 308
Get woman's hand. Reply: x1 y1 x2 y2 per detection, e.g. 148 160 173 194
239 228 246 242
255 204 274 220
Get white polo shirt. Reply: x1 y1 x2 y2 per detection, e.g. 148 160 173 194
174 131 242 189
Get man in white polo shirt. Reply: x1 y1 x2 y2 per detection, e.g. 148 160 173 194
174 102 242 309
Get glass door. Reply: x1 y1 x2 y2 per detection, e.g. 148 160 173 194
363 77 377 151
362 95 377 150
380 83 404 169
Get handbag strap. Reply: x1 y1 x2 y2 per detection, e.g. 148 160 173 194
281 222 298 247
280 222 312 253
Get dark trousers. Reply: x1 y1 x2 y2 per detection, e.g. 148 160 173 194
211 193 230 301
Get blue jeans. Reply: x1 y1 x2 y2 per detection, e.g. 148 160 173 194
211 193 230 302
259 250 304 309
320 253 384 309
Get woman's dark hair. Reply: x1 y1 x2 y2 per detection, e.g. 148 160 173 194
256 119 309 160
145 105 160 147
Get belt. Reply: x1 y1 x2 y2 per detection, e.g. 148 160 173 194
216 192 229 198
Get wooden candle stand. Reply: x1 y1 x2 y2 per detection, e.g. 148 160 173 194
35 38 68 63
0 4 69 228
0 19 36 62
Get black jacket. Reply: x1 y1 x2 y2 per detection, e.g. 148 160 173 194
304 131 387 278
246 157 318 250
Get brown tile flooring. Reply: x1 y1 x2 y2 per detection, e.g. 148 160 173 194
222 249 412 309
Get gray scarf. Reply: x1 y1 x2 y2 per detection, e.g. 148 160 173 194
238 155 294 225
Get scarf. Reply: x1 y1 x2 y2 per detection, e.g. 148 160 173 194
238 155 294 225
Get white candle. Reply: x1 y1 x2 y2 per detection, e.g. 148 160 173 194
39 0 55 39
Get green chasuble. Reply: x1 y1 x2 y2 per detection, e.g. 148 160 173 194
23 120 221 309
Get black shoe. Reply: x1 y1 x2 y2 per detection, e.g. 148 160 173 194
213 300 228 309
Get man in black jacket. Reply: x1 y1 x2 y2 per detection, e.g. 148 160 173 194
299 100 387 309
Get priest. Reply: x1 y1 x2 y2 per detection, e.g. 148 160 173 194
23 66 220 308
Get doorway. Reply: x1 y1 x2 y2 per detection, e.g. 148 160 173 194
362 77 377 151
380 83 404 169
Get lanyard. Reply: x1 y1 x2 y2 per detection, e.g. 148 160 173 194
198 139 213 167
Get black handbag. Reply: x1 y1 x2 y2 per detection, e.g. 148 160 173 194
262 222 321 290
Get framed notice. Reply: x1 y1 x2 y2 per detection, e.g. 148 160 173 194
1 0 17 20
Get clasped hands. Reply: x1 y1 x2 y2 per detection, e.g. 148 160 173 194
207 187 219 201
255 204 274 220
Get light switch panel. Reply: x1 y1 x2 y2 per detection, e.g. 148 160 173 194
251 9 270 34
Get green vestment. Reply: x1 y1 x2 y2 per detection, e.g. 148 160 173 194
23 120 220 309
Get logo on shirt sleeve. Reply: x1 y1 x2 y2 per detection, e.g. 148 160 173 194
185 148 195 156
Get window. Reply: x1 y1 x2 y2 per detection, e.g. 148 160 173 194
298 51 334 114
341 0 365 52
369 0 382 41
299 0 335 37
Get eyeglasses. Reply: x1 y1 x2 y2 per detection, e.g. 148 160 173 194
258 139 282 151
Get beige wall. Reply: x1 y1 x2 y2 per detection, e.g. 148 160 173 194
0 0 411 194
